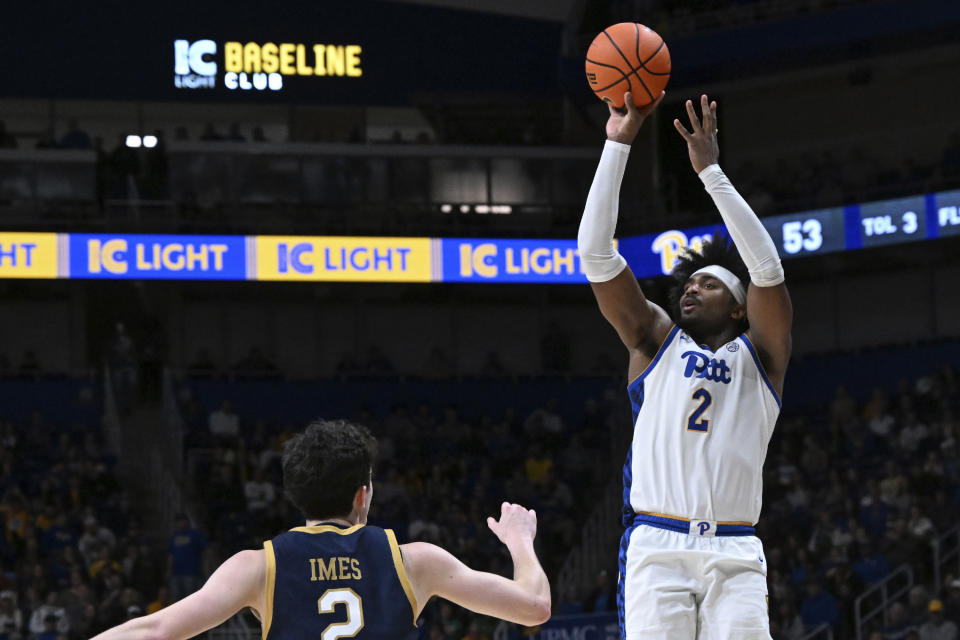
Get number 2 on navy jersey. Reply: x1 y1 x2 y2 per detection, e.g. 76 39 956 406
687 388 712 432
318 588 364 640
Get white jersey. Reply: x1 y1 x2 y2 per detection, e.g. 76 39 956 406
625 325 781 526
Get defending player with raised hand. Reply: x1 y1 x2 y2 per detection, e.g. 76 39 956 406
90 420 551 640
578 92 791 640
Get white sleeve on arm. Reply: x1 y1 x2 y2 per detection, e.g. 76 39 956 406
577 140 631 283
698 164 785 287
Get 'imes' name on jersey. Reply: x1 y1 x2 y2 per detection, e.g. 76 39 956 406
681 351 732 384
309 557 362 581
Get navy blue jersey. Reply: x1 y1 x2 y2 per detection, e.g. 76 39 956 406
263 523 419 640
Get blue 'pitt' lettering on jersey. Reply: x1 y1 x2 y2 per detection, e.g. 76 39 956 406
265 524 418 640
681 351 732 384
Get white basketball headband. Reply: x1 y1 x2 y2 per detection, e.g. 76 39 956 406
691 266 747 305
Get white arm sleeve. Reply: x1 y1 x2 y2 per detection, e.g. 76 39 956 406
698 164 785 287
577 140 630 283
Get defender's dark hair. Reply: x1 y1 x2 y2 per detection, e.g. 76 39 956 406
282 420 377 521
668 236 750 328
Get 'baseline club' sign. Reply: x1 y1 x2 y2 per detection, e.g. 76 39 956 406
174 39 363 92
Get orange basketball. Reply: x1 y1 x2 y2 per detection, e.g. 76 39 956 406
585 23 671 109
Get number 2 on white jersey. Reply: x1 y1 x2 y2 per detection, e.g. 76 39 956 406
318 588 364 640
687 388 712 433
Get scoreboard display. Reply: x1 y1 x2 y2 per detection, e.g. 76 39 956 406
758 191 959 260
764 208 845 257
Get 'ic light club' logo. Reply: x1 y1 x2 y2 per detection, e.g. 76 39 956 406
174 39 217 89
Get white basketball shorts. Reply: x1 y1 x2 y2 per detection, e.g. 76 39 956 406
617 524 771 640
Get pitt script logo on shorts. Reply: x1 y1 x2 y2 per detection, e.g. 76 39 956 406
695 521 717 537
681 351 732 384
174 39 218 89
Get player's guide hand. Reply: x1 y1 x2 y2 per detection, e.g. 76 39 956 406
487 502 537 546
674 94 721 174
606 90 665 145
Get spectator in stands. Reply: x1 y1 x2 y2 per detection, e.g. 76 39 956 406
232 347 277 378
918 599 958 640
226 123 245 142
59 119 92 150
800 579 839 631
0 121 16 149
461 619 489 640
198 124 224 141
584 569 614 613
59 574 91 635
88 547 122 581
853 542 891 585
33 614 59 640
775 600 806 640
907 504 936 540
364 346 394 375
860 482 891 539
35 129 58 149
77 517 116 566
106 133 139 199
907 586 933 628
145 586 171 615
557 584 585 616
27 592 68 637
523 442 553 486
480 351 506 376
0 591 21 638
879 602 912 640
523 399 565 441
207 400 240 444
438 601 463 639
167 514 205 602
243 467 276 532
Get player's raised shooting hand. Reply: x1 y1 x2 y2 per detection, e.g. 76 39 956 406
487 502 537 547
674 94 720 174
606 90 665 145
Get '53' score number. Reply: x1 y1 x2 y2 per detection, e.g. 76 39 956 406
780 219 823 254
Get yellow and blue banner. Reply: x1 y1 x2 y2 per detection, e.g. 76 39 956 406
443 239 586 283
1 185 957 282
254 236 436 282
0 233 60 279
69 233 247 280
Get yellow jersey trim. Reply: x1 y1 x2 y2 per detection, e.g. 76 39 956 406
636 510 690 522
635 511 755 527
262 540 276 640
628 324 678 387
290 524 365 535
385 529 418 626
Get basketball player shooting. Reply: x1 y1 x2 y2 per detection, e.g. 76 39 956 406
577 92 792 639
90 421 551 640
